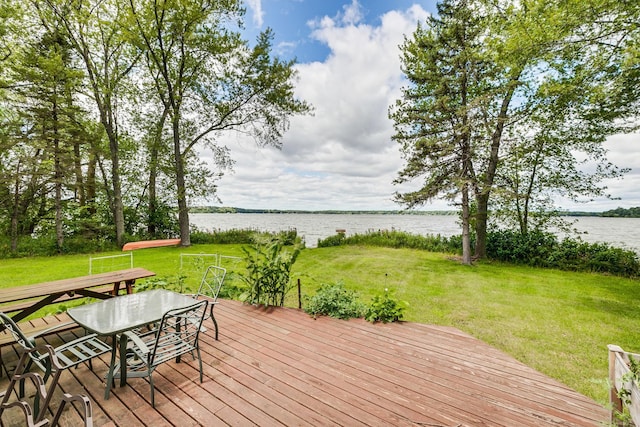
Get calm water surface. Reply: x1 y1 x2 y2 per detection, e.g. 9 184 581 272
190 213 640 253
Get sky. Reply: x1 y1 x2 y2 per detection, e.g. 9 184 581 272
202 0 640 212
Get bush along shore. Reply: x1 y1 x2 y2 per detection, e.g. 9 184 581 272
2 226 638 278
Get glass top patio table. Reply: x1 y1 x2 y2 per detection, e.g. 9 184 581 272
67 289 196 336
67 289 198 399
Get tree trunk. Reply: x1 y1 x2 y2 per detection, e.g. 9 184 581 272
10 164 20 253
148 143 158 237
86 150 97 215
73 140 85 207
475 192 489 259
106 128 125 247
461 182 472 265
52 101 64 253
173 116 190 246
474 77 520 259
148 108 167 237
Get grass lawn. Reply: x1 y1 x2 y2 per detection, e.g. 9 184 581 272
1 243 638 406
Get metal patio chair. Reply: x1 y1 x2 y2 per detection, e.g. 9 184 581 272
0 313 111 390
187 265 225 340
0 345 93 426
116 299 208 407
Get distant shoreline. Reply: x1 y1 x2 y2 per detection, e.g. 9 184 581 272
190 206 640 218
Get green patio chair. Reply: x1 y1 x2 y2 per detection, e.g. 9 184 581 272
0 313 111 394
187 265 225 340
116 299 208 407
0 345 93 426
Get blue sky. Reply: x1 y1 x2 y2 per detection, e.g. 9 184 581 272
203 0 640 212
243 0 439 62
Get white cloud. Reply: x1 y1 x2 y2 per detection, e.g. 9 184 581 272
341 0 364 26
245 0 264 28
275 40 297 57
205 5 434 211
205 2 640 212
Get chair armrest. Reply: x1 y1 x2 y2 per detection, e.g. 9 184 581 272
123 331 150 355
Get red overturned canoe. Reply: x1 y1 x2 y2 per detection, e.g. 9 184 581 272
122 239 181 251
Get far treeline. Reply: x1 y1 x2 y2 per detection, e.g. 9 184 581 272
1 1 638 263
190 207 458 215
193 207 640 218
599 207 640 218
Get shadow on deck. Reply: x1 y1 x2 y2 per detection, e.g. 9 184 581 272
0 299 608 426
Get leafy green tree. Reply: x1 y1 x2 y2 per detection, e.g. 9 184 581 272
37 0 141 247
392 0 640 260
13 29 88 251
391 0 506 264
0 9 93 253
489 0 639 234
126 0 312 246
0 136 50 251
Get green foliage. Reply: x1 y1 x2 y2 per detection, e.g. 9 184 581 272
315 233 346 247
191 228 300 246
216 270 245 300
304 283 407 324
0 235 119 258
135 275 187 293
365 288 408 323
239 235 302 306
486 230 640 277
317 230 462 254
303 282 367 320
621 356 640 402
191 228 257 244
124 201 179 239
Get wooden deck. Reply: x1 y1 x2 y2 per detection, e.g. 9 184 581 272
0 299 608 426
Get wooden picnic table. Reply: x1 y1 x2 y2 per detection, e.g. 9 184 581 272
0 268 156 323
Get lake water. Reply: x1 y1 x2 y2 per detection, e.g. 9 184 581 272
189 213 640 253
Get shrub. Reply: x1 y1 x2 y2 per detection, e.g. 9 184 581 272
217 271 245 299
365 288 408 323
317 230 462 253
304 282 367 320
190 228 257 244
191 228 301 246
316 233 345 247
135 275 187 293
0 235 119 258
487 229 640 277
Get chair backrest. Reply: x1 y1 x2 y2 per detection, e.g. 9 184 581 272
0 313 37 352
0 313 49 372
149 300 208 368
194 266 226 301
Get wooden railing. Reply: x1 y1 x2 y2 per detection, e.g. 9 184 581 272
609 344 640 426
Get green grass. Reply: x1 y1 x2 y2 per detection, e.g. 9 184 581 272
1 243 638 406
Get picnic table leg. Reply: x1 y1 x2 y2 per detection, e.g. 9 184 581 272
125 279 135 294
111 282 122 296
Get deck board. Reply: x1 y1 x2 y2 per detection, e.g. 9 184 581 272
0 299 608 426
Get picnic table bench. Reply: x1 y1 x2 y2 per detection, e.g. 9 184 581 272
0 268 155 347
